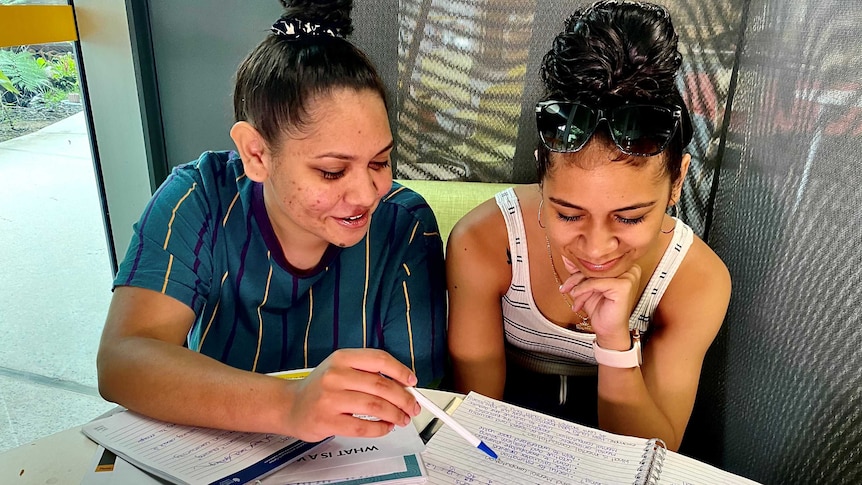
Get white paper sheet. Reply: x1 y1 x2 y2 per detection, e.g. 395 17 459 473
259 424 427 484
81 410 322 485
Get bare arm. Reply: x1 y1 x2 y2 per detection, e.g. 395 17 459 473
446 200 510 398
97 286 421 442
564 240 730 450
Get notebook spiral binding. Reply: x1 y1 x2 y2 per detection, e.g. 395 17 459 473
633 438 667 485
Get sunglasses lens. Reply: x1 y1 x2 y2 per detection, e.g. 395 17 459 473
609 106 678 156
537 103 598 152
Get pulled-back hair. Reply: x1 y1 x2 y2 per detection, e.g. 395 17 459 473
536 1 693 183
233 0 388 149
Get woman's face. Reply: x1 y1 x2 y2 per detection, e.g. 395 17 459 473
541 139 683 279
264 88 393 249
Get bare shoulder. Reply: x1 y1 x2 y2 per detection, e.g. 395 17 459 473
656 234 731 339
448 195 507 254
446 194 512 295
681 235 732 300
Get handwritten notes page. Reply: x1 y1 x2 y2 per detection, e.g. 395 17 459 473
658 451 761 485
422 392 651 485
81 410 323 485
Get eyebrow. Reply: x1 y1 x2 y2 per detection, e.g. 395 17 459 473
548 196 659 212
316 140 395 160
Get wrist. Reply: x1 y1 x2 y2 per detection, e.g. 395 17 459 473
273 377 302 436
593 331 633 351
593 331 642 368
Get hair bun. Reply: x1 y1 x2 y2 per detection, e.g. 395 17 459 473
277 0 354 37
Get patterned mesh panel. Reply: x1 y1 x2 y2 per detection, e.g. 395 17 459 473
687 1 862 484
354 1 862 484
383 0 743 238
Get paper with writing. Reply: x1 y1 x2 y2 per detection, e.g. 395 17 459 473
423 393 648 484
81 410 322 485
422 393 759 485
259 423 427 484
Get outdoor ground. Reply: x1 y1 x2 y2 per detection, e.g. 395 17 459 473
0 102 83 143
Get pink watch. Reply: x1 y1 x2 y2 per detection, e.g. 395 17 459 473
592 330 642 368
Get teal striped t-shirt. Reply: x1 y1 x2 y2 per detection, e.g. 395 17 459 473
114 151 446 386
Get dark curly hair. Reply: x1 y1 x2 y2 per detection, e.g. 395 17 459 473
536 1 693 183
233 0 388 150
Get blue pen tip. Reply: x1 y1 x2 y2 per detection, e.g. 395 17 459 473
478 441 498 459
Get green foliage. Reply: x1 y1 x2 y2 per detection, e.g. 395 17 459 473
42 87 68 105
49 52 79 93
0 68 19 95
0 49 52 102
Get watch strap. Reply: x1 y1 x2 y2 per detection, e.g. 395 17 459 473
593 331 642 368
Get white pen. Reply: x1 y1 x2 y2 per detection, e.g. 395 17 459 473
406 387 498 459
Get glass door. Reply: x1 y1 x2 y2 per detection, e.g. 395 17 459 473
0 0 115 452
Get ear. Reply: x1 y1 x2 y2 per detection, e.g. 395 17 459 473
670 153 691 205
230 121 270 183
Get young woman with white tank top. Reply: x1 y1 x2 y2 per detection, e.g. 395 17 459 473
445 1 731 452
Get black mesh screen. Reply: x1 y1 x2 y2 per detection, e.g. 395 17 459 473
352 1 862 483
385 0 744 238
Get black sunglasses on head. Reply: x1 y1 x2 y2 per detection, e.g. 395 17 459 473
536 101 683 156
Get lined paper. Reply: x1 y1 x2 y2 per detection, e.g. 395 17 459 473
422 392 651 485
659 451 761 485
82 410 320 485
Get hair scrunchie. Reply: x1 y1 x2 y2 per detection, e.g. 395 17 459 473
271 17 345 40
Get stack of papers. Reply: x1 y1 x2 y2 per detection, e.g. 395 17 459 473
80 409 324 485
80 411 427 485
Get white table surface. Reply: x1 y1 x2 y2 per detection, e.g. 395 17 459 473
0 388 460 485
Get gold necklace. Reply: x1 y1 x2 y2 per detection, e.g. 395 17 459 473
545 234 593 332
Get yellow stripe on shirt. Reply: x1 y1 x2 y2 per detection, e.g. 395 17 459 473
252 255 274 372
383 186 406 201
164 182 197 249
408 221 420 245
223 192 240 227
362 231 371 347
402 281 416 373
197 271 228 351
304 287 314 368
161 254 174 293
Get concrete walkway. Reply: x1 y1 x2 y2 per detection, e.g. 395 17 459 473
0 112 116 453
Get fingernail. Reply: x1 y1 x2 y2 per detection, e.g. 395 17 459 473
414 402 422 415
404 414 412 426
408 374 418 386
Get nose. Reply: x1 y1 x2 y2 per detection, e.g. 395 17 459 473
577 219 618 260
345 170 382 208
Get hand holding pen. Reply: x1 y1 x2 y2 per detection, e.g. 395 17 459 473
284 349 421 442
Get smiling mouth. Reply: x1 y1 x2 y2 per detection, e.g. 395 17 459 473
337 211 370 227
578 255 623 272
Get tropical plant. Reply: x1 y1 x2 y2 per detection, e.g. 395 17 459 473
0 67 20 129
49 52 79 93
0 48 52 105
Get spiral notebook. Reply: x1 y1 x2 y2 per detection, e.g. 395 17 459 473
422 392 759 484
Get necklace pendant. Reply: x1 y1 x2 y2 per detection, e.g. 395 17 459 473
573 314 593 332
